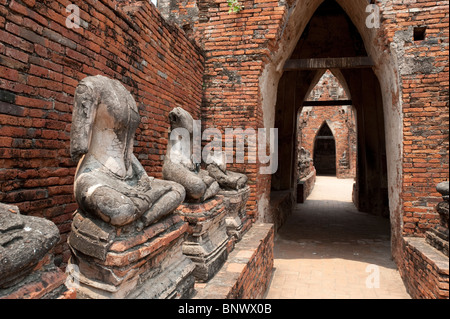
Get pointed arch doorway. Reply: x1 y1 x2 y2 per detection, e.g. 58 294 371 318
313 121 336 176
269 0 390 223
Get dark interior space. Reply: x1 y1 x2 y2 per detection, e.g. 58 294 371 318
313 122 337 176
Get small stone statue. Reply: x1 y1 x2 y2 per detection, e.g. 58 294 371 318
298 147 312 180
206 150 248 190
339 150 350 169
162 107 220 202
70 75 185 228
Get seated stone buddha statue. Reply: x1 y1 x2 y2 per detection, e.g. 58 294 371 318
70 75 185 228
205 150 248 191
162 107 220 202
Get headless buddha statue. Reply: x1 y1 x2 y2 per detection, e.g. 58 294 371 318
70 75 185 228
162 107 220 202
205 150 248 191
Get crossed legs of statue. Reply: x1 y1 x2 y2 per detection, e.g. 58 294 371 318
163 159 220 203
139 179 186 227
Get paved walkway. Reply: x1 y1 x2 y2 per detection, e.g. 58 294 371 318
265 176 411 299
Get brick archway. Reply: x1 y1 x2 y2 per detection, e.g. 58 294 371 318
159 0 449 298
157 0 402 236
270 0 389 216
260 0 402 253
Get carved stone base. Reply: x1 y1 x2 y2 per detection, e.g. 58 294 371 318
67 210 195 299
297 169 316 203
219 186 251 241
176 196 230 282
0 254 75 299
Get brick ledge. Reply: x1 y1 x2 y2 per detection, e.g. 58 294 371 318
192 223 274 299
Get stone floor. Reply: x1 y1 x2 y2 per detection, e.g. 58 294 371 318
264 176 411 299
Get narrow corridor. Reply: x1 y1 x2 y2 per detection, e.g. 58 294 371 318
265 176 411 299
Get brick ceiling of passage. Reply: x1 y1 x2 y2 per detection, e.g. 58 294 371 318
290 0 368 59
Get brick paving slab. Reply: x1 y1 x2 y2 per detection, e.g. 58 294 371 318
264 176 411 299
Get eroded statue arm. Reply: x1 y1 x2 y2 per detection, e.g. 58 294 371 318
131 154 154 190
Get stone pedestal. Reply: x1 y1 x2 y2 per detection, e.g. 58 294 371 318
0 203 74 299
297 168 316 203
193 223 274 299
175 196 230 282
219 185 251 241
67 210 195 299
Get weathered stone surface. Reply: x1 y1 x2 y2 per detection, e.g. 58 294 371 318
437 181 449 200
71 75 185 228
205 150 248 191
203 144 251 243
0 203 73 299
219 186 251 240
176 196 230 282
68 210 115 261
297 147 313 180
0 203 60 289
207 164 248 191
436 181 449 230
67 75 194 299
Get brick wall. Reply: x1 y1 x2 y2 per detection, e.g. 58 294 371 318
158 0 286 223
299 105 356 179
400 237 449 299
1 0 448 298
0 0 204 266
377 0 449 299
378 0 449 236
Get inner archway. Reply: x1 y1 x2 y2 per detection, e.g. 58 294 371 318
269 0 391 230
313 122 336 176
263 0 407 298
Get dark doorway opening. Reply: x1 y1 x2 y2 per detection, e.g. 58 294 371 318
313 122 336 176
